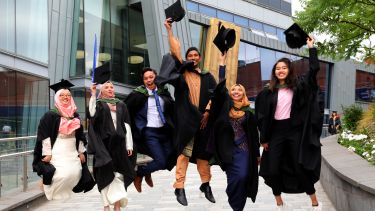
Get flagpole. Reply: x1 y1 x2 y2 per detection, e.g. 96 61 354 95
92 34 97 82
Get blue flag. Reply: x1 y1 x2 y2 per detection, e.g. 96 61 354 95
92 34 97 82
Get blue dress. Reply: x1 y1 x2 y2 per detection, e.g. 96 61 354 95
225 115 250 211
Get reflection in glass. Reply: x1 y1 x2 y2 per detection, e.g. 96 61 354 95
199 4 217 17
70 0 85 77
84 0 112 77
70 0 149 86
189 22 207 69
0 69 16 139
217 10 233 22
355 70 375 102
0 69 49 139
237 42 329 106
0 0 15 52
16 0 48 63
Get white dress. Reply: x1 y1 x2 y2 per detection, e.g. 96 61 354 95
42 133 84 200
89 96 133 207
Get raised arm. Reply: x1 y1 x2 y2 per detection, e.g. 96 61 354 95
307 37 320 88
218 51 227 82
164 18 182 63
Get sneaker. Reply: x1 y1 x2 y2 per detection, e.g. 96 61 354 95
312 202 322 211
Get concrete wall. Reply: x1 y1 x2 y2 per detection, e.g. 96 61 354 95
321 135 375 211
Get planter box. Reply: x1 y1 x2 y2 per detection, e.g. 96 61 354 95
321 135 375 211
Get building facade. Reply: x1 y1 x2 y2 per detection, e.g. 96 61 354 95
0 0 374 137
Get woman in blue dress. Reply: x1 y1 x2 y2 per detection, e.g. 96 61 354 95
211 53 260 211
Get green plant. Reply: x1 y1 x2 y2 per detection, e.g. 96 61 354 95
357 102 375 139
338 130 375 165
342 104 363 131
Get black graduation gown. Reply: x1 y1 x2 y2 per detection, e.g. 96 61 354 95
124 85 176 170
255 48 322 193
156 53 217 161
32 111 95 192
87 101 136 191
209 80 260 202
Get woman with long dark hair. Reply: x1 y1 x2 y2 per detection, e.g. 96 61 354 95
255 38 323 211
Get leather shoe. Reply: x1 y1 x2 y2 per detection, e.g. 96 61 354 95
145 174 154 187
174 188 188 206
133 175 143 193
200 182 216 203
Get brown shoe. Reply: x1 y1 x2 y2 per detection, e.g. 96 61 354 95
145 174 154 187
133 176 143 192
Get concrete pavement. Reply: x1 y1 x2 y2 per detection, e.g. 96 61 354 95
23 165 336 211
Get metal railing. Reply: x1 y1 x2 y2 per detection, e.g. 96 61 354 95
0 135 37 197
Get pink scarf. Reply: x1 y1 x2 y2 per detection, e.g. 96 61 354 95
54 89 81 135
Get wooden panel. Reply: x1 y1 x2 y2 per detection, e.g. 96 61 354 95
203 18 241 88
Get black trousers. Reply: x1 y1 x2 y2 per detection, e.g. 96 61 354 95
267 119 316 196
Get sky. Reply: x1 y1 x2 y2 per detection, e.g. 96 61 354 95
291 0 303 16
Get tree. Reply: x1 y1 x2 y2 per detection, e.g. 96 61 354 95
294 0 375 63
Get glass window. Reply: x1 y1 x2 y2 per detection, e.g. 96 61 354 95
355 70 375 102
237 42 329 107
0 0 15 53
186 1 199 12
199 5 216 17
84 0 112 77
0 69 16 139
237 43 261 101
71 0 148 86
125 2 149 85
249 20 263 31
16 0 48 63
281 1 292 15
70 0 85 77
263 24 276 34
257 0 269 6
260 48 276 81
234 15 249 28
217 10 233 22
269 0 281 10
276 28 285 42
189 22 207 70
0 68 49 139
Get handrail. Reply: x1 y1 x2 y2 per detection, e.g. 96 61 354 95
0 150 34 160
0 136 37 197
0 135 37 143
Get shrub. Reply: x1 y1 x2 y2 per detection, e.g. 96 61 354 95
357 103 375 139
342 104 363 131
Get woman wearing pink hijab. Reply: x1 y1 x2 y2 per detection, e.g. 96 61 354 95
33 80 94 200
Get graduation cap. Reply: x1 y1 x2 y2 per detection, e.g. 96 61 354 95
165 0 185 22
213 22 236 54
49 79 74 93
93 62 111 84
284 23 310 49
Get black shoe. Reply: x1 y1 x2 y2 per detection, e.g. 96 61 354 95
175 188 188 206
200 182 216 203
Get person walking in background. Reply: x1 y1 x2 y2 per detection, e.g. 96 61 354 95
33 80 94 201
255 37 323 211
211 52 260 211
328 111 341 135
88 81 136 211
125 67 176 193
